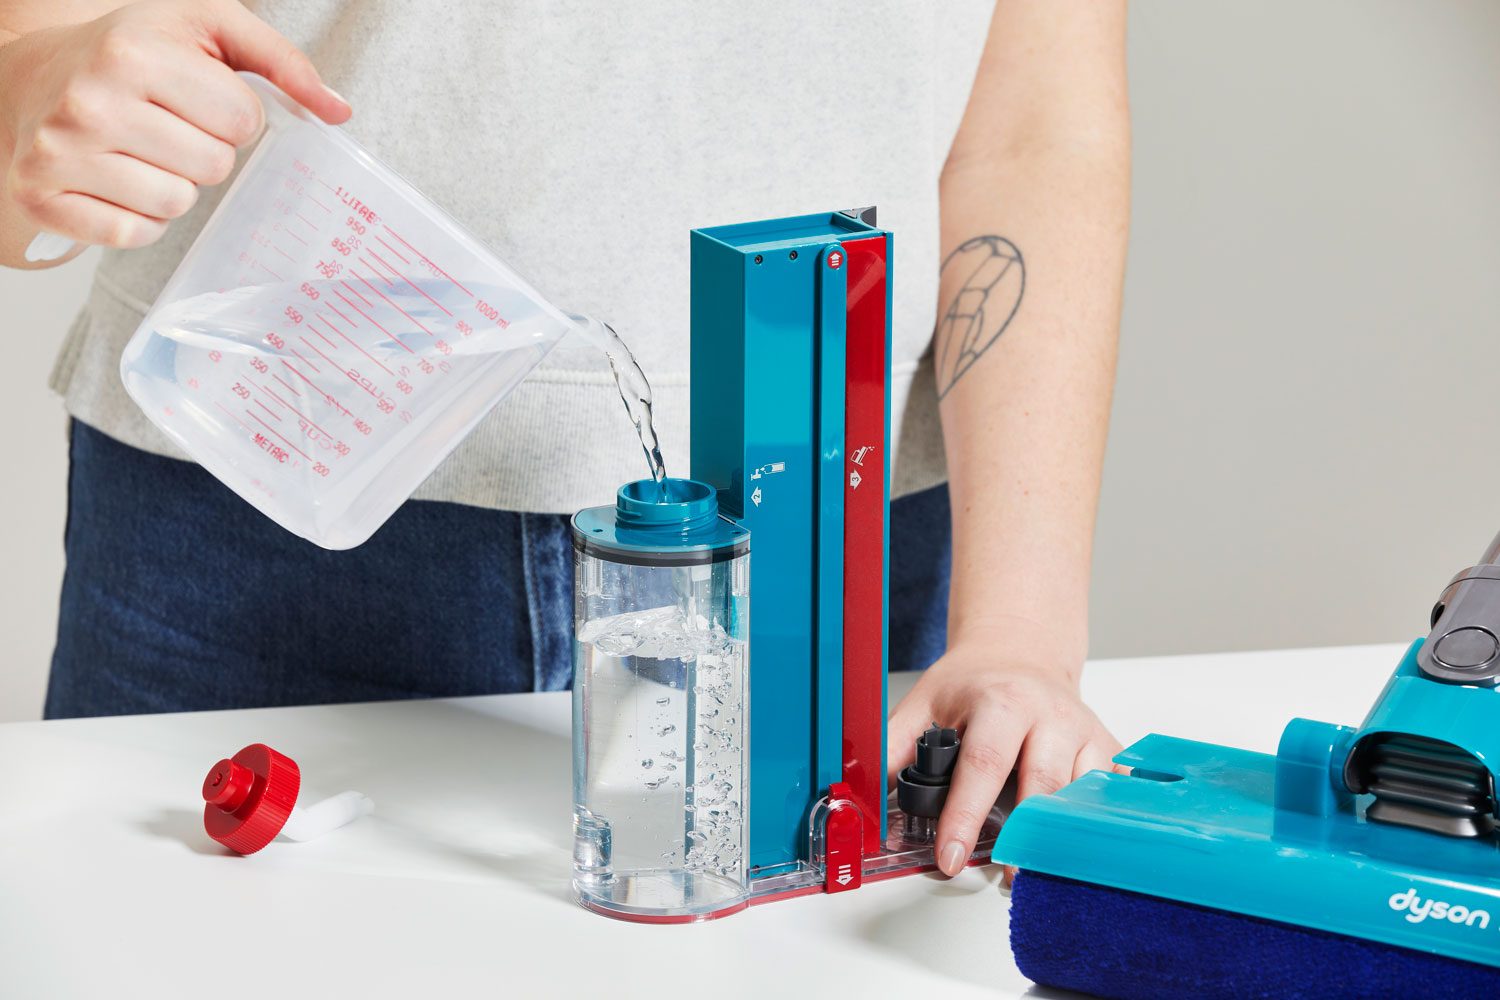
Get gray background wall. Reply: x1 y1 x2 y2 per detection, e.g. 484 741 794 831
3 1 1499 720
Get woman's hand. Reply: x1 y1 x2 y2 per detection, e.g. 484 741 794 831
0 0 349 262
887 621 1121 878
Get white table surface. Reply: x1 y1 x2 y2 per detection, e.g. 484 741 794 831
0 643 1409 999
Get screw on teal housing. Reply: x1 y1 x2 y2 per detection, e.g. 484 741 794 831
572 477 749 565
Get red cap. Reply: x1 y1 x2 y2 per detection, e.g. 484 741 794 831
202 744 301 854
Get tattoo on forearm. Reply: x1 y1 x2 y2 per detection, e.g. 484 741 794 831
934 235 1025 399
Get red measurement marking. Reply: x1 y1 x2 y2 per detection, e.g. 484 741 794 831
306 319 339 350
246 376 295 414
273 245 297 265
374 235 409 264
330 324 395 377
268 361 352 422
283 228 309 247
351 268 434 335
339 278 374 309
348 377 380 399
257 261 284 282
333 289 417 355
306 192 332 213
295 211 319 232
361 253 400 287
300 336 351 379
271 372 303 397
248 409 311 461
317 179 339 196
276 363 339 438
381 225 473 297
214 401 254 434
324 300 357 329
254 398 283 422
290 346 320 374
368 248 455 318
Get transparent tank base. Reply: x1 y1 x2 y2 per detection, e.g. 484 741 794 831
574 870 749 924
745 796 1007 902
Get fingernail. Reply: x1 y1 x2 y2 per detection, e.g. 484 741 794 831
322 83 349 107
25 232 75 263
939 841 966 876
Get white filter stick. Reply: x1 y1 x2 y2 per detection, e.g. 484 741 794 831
278 790 374 842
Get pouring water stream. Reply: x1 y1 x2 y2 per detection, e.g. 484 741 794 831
572 316 668 499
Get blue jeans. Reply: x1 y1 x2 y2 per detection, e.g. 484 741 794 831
45 421 952 718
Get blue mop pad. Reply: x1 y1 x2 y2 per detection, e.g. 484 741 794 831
1010 870 1500 999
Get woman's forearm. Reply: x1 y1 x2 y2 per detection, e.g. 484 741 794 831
935 1 1130 672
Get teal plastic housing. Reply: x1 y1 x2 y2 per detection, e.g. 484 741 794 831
690 212 889 875
1352 640 1500 772
993 639 1500 969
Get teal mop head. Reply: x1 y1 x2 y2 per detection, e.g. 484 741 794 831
997 534 1500 997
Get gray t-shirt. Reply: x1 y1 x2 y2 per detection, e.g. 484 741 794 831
50 0 993 514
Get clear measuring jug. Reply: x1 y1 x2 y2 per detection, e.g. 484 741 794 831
571 479 750 922
120 75 574 549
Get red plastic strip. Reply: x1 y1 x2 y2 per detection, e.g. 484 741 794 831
840 235 889 856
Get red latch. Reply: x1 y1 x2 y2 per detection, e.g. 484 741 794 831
823 782 865 894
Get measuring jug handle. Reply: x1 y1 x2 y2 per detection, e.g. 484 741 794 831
238 70 325 129
23 76 309 264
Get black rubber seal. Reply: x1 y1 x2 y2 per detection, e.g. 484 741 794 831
571 531 749 567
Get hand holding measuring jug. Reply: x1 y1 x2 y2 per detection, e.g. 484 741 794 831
0 0 349 265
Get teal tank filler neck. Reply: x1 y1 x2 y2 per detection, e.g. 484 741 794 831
572 478 748 563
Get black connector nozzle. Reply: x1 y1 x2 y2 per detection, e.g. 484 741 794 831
896 724 960 819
